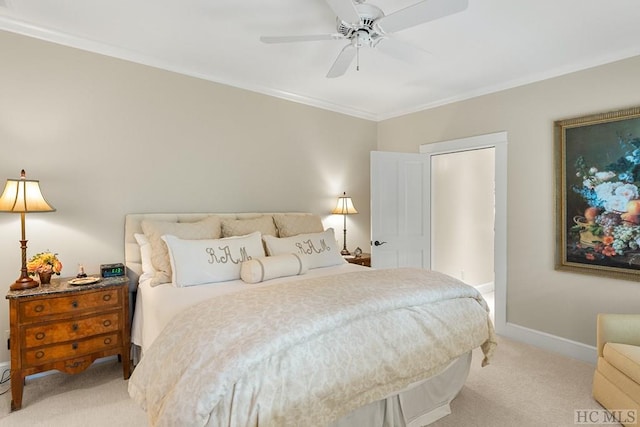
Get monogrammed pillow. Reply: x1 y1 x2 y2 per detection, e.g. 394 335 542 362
162 232 265 287
240 253 308 284
262 228 346 269
141 216 222 286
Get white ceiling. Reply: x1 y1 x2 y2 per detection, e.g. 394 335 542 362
1 0 640 121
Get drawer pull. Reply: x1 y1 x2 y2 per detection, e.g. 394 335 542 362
72 323 79 331
35 332 45 340
71 301 78 308
103 320 112 327
66 360 86 369
72 342 78 350
103 294 112 302
35 351 44 359
104 337 112 345
34 304 44 313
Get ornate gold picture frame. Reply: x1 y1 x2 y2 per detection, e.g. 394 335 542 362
555 106 640 280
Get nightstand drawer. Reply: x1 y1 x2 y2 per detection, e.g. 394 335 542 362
25 333 121 366
24 312 121 348
20 289 120 320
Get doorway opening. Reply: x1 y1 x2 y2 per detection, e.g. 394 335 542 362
420 132 507 333
431 147 495 288
431 147 495 319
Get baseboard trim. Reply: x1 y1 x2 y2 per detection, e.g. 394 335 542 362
474 281 494 294
499 322 597 364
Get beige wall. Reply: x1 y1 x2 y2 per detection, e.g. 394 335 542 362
378 55 640 347
0 31 376 363
2 27 640 366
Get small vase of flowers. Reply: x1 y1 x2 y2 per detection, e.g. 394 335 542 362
27 251 63 285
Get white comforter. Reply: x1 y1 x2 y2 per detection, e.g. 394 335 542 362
128 268 496 427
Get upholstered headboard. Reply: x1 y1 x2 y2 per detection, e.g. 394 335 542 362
124 212 315 290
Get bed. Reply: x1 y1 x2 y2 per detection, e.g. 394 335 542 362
124 212 496 427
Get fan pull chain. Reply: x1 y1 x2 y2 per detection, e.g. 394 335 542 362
356 44 360 71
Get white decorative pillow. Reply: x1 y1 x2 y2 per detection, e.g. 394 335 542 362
162 232 265 287
273 214 324 237
141 216 222 286
240 254 308 284
262 228 346 269
134 233 156 283
221 216 277 238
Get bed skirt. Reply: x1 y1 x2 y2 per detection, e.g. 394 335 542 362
131 346 471 427
330 352 471 427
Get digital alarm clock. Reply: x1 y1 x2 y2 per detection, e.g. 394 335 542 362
100 263 125 278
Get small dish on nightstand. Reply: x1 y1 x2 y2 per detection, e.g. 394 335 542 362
68 276 101 286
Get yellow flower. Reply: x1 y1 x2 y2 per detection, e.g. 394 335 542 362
27 251 63 276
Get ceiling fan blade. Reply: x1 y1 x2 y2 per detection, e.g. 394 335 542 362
376 0 468 34
327 44 356 78
375 37 431 63
260 34 343 44
325 0 360 25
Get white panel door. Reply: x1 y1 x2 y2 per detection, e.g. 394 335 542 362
370 151 430 269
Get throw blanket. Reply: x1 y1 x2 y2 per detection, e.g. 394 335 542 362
128 268 497 427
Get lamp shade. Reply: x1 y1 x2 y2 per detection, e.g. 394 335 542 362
331 192 358 215
0 170 55 213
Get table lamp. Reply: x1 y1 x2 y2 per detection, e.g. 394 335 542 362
332 192 358 255
0 170 55 290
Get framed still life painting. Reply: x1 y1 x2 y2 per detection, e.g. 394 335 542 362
555 106 640 280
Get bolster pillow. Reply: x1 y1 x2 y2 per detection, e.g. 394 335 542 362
240 253 308 284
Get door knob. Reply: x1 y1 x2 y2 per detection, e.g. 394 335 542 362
373 240 387 246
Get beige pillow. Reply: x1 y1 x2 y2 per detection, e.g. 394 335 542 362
141 216 222 285
221 216 277 238
273 214 324 237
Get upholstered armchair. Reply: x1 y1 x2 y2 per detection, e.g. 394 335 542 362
593 314 640 426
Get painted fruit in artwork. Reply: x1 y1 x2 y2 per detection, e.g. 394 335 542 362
627 200 640 215
621 212 640 224
584 207 600 223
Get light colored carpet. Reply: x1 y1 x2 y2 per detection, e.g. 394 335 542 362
431 337 604 427
0 336 605 427
0 360 147 426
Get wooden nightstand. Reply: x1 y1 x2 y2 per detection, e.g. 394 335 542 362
345 253 371 267
6 275 130 410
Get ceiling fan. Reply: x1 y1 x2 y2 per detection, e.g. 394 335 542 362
260 0 468 78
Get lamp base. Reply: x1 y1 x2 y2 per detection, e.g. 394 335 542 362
10 276 39 291
341 249 351 256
